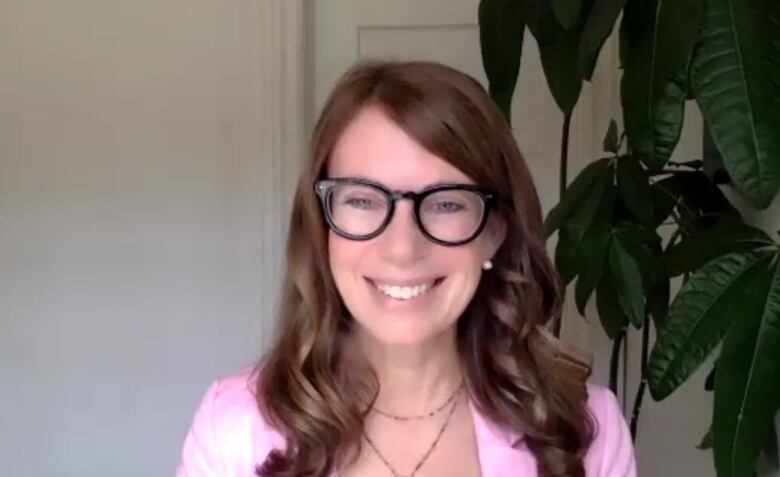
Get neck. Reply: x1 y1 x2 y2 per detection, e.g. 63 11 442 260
350 326 463 416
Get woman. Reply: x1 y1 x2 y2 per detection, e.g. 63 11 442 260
176 60 637 477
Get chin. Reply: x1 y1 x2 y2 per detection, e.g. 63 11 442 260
355 319 453 349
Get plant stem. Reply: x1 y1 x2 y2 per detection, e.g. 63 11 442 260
667 160 702 169
667 226 683 250
560 113 571 201
552 112 572 338
653 183 697 224
610 329 625 395
630 317 651 441
629 229 681 441
648 168 692 176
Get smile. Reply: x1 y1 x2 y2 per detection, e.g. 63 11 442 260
366 277 444 301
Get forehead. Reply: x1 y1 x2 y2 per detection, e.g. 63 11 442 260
327 106 474 189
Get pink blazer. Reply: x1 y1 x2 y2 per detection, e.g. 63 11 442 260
176 368 637 476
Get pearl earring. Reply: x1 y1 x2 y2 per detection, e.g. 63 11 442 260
481 259 493 270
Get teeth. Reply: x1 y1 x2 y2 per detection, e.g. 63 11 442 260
374 281 435 300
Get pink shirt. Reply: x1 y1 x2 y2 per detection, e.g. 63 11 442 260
176 368 637 476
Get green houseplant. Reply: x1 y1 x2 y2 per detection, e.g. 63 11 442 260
477 0 780 476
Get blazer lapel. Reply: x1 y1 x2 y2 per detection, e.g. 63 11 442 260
468 400 536 477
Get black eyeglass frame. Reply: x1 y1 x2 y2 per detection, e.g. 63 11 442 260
314 177 496 246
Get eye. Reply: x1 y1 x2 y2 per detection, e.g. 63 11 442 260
343 196 380 210
430 201 465 213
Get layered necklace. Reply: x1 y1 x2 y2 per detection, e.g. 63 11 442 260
363 383 464 477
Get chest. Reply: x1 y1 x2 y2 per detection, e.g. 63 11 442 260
338 399 483 477
246 401 537 477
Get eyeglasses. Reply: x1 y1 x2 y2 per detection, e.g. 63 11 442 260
314 177 496 246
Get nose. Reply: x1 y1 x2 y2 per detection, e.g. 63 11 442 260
377 199 428 263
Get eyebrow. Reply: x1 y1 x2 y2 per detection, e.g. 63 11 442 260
331 175 476 190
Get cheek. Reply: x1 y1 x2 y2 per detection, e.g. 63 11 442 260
454 235 492 275
438 247 485 316
449 248 482 276
328 232 365 288
328 233 348 276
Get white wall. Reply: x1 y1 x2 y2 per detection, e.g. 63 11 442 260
0 1 303 475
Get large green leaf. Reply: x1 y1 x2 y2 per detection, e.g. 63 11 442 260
617 155 654 225
596 268 630 339
663 222 774 277
714 254 780 477
574 183 615 314
578 0 627 80
650 180 680 227
554 171 611 285
479 0 525 123
551 0 582 31
555 222 580 285
538 29 584 115
647 251 773 400
608 233 646 327
544 158 611 238
519 0 585 114
519 0 557 44
647 268 671 326
612 220 662 288
620 0 705 169
689 0 780 208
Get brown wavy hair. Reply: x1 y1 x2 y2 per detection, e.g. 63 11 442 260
254 60 596 477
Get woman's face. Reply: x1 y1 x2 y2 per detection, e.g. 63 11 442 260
326 106 505 348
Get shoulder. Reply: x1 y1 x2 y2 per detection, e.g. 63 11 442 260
175 367 285 477
203 367 283 447
582 384 638 477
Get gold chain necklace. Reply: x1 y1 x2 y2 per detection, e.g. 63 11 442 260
370 383 464 421
363 386 461 477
